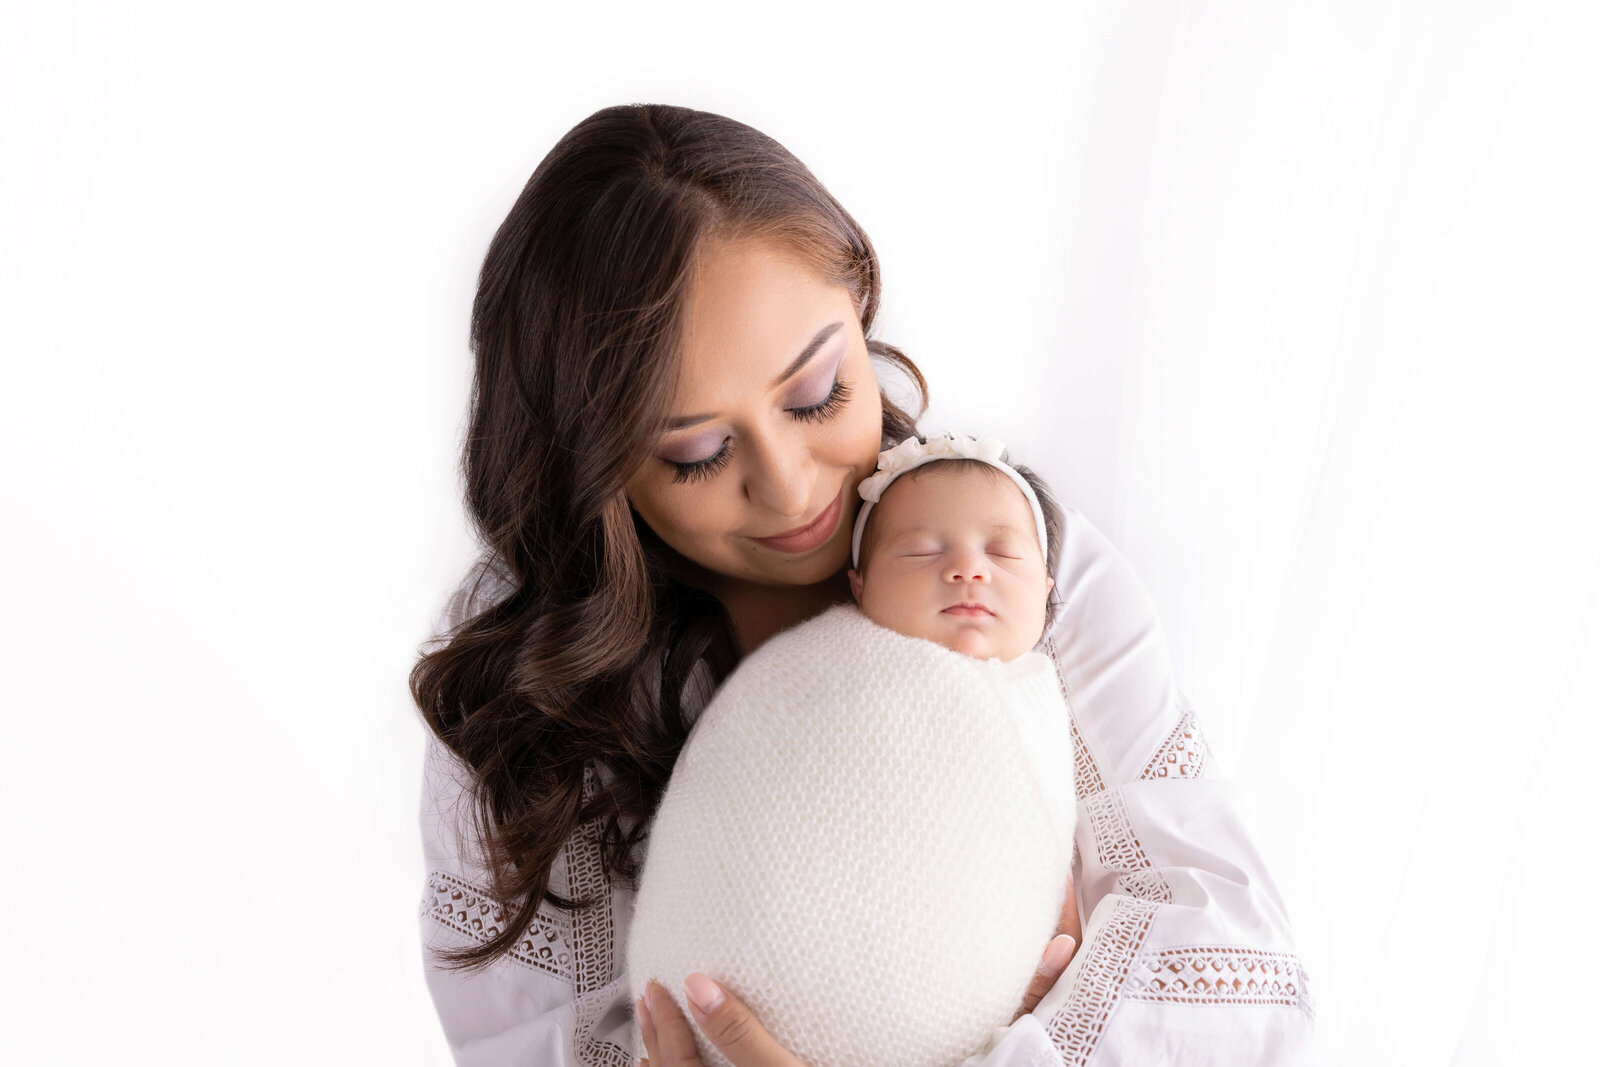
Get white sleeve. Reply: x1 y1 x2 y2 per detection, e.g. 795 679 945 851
419 740 638 1067
964 503 1317 1066
416 566 639 1067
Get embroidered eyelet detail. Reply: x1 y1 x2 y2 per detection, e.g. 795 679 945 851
1113 869 1173 903
1084 790 1154 872
1039 898 1160 1065
422 869 573 978
1139 705 1210 781
1126 947 1315 1014
422 762 632 1066
1044 636 1105 799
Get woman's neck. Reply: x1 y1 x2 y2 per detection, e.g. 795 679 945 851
713 570 855 658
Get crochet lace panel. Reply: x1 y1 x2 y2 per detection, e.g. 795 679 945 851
1039 898 1160 1065
1126 947 1316 1015
1083 789 1152 873
422 763 632 1067
1139 704 1210 781
1038 903 1315 1064
1043 636 1105 799
1112 869 1174 904
422 870 571 978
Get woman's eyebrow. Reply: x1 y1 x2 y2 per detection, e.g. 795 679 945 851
665 321 846 430
768 321 845 389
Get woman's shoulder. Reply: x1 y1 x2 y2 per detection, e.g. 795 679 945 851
425 553 518 648
419 733 639 911
419 733 495 885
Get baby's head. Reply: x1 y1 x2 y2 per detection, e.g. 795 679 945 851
847 435 1063 661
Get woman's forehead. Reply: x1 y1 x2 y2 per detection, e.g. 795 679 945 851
673 237 856 399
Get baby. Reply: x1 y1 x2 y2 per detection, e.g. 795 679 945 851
628 434 1081 1067
846 433 1081 949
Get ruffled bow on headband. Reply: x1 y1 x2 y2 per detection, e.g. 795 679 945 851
850 432 1049 569
856 434 1008 503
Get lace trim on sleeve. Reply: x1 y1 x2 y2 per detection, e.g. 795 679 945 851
1044 636 1106 800
1138 703 1211 781
1125 947 1315 1013
1038 898 1161 1065
421 763 634 1067
421 870 573 978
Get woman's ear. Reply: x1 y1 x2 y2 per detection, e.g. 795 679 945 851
848 568 864 603
1045 576 1055 593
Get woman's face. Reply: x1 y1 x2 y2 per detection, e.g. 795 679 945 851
624 235 884 589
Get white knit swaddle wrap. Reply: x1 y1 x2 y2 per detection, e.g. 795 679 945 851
627 604 1076 1067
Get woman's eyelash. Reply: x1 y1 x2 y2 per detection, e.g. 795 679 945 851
666 379 853 484
669 442 732 485
788 379 851 423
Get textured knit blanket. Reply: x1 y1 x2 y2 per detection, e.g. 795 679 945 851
626 603 1077 1067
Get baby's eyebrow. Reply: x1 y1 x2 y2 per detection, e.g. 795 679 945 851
883 521 1023 542
884 523 932 540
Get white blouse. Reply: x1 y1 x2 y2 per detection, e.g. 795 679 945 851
417 503 1317 1065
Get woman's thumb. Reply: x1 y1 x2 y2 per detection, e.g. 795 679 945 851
1012 934 1077 1022
684 972 803 1066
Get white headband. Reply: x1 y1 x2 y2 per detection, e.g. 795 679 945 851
850 433 1049 569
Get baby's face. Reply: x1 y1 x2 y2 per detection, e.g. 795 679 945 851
848 465 1054 661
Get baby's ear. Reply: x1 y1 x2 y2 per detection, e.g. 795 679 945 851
848 568 864 603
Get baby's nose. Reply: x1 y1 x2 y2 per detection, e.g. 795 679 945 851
943 556 991 582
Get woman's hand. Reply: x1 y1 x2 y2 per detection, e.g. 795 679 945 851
1011 933 1078 1023
638 877 1083 1064
637 973 809 1067
1012 878 1082 1022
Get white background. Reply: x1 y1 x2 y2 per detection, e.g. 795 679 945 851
3 1 1596 1063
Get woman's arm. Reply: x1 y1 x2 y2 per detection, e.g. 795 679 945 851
417 571 640 1067
965 503 1316 1066
420 736 639 1067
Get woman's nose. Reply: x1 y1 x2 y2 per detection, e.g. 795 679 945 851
742 431 815 518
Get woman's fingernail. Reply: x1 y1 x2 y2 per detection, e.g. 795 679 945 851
636 991 652 1029
1041 934 1075 972
684 972 725 1014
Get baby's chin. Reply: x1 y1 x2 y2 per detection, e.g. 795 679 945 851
937 626 1018 662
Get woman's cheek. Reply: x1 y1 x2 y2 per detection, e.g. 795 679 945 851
849 392 885 469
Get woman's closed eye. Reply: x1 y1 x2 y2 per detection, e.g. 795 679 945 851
668 440 733 484
787 378 852 424
665 378 854 484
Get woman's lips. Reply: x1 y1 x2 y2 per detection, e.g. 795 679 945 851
750 489 844 554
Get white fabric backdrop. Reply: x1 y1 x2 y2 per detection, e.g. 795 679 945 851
3 1 1593 1063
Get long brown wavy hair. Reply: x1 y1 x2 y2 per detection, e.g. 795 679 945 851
409 104 927 972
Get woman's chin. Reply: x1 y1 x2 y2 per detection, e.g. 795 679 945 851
744 543 853 588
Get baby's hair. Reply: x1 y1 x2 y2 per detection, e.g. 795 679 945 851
854 453 1065 632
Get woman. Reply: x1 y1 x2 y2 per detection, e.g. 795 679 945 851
412 104 1315 1066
